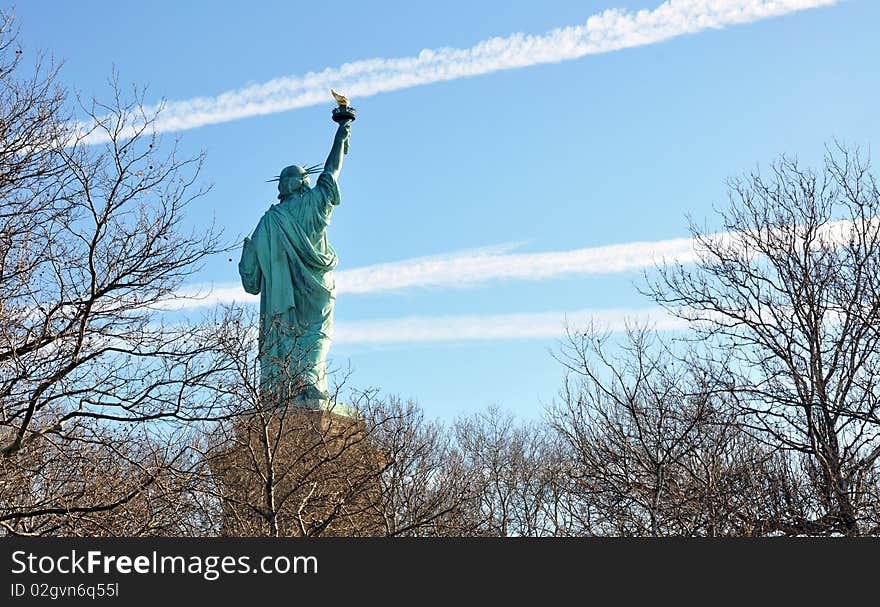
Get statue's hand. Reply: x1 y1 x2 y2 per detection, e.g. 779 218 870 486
336 122 351 155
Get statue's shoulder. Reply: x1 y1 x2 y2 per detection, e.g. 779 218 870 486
252 205 279 233
264 202 285 217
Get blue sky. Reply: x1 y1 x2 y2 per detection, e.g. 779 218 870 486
13 0 878 420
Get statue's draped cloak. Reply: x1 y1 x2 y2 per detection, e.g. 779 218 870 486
238 172 340 398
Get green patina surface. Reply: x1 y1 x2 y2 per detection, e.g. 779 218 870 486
238 101 353 414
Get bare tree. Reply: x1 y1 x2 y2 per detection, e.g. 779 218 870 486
451 406 575 536
195 305 487 537
0 422 214 536
0 13 229 534
192 305 384 537
550 325 808 536
648 145 880 535
364 395 477 537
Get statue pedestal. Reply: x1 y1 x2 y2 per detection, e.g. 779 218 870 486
209 407 386 536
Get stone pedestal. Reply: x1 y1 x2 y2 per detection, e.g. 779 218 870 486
209 407 386 537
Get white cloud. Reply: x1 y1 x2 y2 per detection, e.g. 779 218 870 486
160 283 258 310
336 235 697 294
78 0 837 143
159 232 696 310
333 307 687 345
162 217 875 310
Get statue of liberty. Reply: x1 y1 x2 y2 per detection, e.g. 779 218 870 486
238 92 354 408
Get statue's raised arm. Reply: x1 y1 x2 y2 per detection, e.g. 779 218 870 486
323 120 350 179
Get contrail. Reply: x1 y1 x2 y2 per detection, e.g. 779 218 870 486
333 307 687 345
161 217 872 310
80 0 837 143
334 235 697 294
162 233 697 310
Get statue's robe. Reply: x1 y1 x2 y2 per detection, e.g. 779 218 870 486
238 172 340 400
